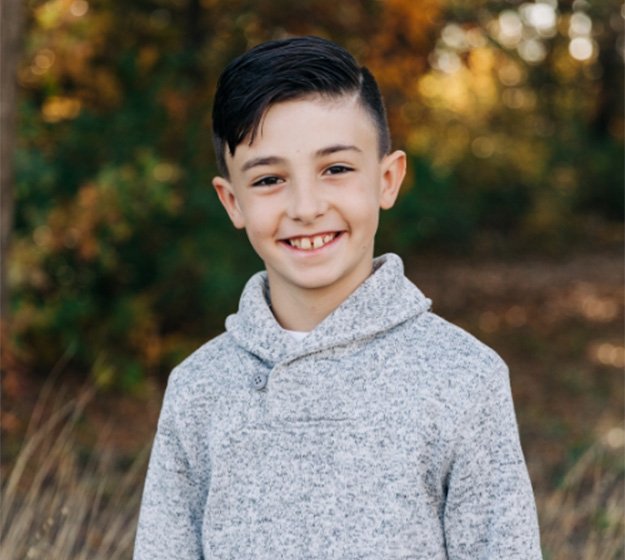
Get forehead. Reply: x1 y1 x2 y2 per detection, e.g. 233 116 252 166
227 95 379 168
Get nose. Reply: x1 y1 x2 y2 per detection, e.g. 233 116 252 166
286 176 328 223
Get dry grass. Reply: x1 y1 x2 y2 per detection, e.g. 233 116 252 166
538 441 625 560
1 383 148 560
2 383 623 559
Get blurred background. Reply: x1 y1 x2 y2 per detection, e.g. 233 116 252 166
1 0 623 558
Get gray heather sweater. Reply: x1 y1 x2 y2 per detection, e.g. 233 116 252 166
134 254 541 559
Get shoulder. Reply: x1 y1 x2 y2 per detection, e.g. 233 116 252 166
399 311 509 399
416 312 504 369
164 332 250 409
155 332 253 459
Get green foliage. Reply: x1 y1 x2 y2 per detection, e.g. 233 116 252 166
13 122 257 383
379 157 476 252
576 137 625 221
13 84 257 383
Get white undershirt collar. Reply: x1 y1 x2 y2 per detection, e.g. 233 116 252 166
283 328 310 341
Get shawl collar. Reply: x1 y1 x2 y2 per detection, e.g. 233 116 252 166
225 253 431 365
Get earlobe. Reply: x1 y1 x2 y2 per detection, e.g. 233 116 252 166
212 176 246 229
379 150 407 210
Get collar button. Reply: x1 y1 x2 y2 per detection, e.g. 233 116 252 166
251 372 268 390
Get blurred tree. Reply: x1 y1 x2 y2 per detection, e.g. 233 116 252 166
8 0 623 386
1 0 24 324
386 0 624 249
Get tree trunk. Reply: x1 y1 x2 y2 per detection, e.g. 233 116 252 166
0 0 24 323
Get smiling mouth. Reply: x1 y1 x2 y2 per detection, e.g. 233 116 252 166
284 232 340 250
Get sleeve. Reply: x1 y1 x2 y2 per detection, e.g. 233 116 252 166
133 374 209 560
443 361 542 559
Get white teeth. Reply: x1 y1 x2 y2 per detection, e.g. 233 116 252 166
288 233 336 250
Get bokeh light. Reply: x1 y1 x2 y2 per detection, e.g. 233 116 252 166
70 0 89 17
569 12 592 37
569 37 595 61
520 2 557 37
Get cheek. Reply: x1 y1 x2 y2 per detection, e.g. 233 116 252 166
242 209 276 241
353 200 382 245
344 186 382 226
246 221 270 241
243 222 273 259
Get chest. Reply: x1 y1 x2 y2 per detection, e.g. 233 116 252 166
201 348 454 558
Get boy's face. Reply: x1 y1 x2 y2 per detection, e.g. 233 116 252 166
213 95 406 318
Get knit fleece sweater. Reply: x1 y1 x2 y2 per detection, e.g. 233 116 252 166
134 253 541 559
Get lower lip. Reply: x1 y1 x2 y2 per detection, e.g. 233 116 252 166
281 232 344 255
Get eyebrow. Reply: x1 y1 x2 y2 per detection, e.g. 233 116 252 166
315 144 363 157
240 144 363 173
240 156 285 173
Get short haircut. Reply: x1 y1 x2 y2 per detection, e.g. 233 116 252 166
212 36 391 177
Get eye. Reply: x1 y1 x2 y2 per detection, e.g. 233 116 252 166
251 176 283 187
324 164 354 176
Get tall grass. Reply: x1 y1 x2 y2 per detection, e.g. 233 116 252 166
2 385 623 559
538 441 624 560
1 385 148 560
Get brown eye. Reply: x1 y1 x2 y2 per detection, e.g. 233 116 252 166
252 176 282 187
325 165 353 175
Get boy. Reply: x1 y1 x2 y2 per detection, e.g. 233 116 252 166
134 36 541 559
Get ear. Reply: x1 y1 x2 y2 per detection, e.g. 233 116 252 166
212 176 246 229
379 150 407 210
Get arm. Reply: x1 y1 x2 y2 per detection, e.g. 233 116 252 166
443 362 542 559
134 374 209 560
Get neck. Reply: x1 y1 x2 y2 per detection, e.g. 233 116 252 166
268 285 346 331
267 268 374 332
